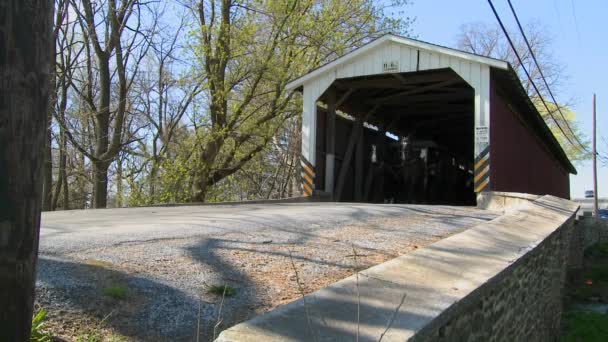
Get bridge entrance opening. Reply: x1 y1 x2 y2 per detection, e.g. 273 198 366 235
315 69 476 205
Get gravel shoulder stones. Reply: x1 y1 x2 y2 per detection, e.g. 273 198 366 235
36 203 498 341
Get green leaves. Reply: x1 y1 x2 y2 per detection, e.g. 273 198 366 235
535 100 591 163
30 309 52 342
182 0 414 201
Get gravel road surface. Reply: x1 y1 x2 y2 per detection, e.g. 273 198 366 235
36 203 498 341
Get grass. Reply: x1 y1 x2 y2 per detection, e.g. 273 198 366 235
585 242 608 258
102 284 128 300
83 259 114 268
31 309 52 342
562 241 608 341
561 311 608 341
585 266 608 283
572 284 601 302
207 284 237 297
76 332 103 342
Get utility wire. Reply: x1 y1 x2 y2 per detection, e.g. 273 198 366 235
506 0 595 157
570 0 582 47
486 0 580 153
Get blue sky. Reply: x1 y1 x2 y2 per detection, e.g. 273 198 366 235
404 0 607 198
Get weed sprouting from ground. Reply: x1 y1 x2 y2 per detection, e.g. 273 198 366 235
30 308 52 342
212 284 229 340
76 332 103 342
196 290 203 342
102 285 128 300
288 249 319 342
378 293 407 342
207 284 236 297
351 244 361 342
83 259 114 268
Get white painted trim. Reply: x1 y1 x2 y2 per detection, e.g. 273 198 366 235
286 34 508 91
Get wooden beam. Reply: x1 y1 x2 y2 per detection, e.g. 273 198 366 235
340 72 452 89
414 116 470 129
325 90 336 195
363 127 384 202
336 89 354 107
355 115 364 201
335 106 379 200
371 79 462 104
378 106 472 118
335 121 360 201
390 71 453 85
367 91 467 105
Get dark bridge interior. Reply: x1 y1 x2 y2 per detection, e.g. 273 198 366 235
315 68 476 205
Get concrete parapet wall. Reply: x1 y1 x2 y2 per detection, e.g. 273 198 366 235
217 195 579 342
476 191 541 213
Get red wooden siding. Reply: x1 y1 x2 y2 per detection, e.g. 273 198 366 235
490 79 570 199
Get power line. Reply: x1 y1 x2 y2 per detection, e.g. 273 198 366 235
486 0 581 154
506 0 594 157
570 0 582 47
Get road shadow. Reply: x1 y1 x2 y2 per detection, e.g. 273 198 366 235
36 257 212 341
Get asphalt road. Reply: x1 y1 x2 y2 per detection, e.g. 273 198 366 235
37 203 498 341
40 202 493 255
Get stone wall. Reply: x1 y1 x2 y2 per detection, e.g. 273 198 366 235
217 195 579 342
411 211 573 342
567 216 608 282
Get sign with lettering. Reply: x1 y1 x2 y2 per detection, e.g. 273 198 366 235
382 60 399 72
476 126 489 143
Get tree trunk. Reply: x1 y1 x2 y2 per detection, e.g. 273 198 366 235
92 160 109 208
61 134 68 209
78 152 87 209
0 0 52 339
42 124 53 211
51 161 63 210
51 130 67 210
192 176 208 203
92 56 111 208
149 164 156 203
116 157 123 208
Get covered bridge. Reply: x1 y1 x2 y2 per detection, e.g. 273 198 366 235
286 34 576 204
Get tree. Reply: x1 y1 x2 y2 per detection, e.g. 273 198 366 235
188 0 413 202
42 0 69 211
54 0 153 208
39 0 414 209
0 0 53 339
457 21 590 162
130 8 203 204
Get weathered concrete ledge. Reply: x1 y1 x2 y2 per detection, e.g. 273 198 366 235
217 195 579 341
476 191 541 213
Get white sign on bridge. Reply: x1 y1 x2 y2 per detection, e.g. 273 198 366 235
476 126 489 143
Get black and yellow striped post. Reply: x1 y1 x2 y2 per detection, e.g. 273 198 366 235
474 146 490 192
301 156 315 197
